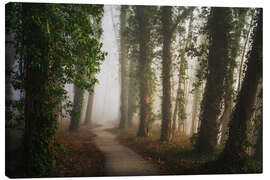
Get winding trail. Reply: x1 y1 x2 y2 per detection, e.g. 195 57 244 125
92 127 159 176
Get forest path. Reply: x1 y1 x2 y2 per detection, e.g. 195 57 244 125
92 126 159 176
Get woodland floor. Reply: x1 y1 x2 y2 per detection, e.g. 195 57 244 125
6 121 261 178
55 119 105 177
106 126 262 175
5 120 105 178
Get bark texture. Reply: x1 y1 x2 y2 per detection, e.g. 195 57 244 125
119 5 129 129
172 14 193 136
84 93 94 125
69 84 84 132
160 6 173 141
190 84 201 135
196 8 231 153
22 4 57 176
127 58 137 127
219 9 262 166
136 6 153 137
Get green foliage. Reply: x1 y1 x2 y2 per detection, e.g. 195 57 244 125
126 6 160 125
6 2 106 177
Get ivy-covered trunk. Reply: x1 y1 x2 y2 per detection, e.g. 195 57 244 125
195 8 231 153
218 9 248 145
136 6 153 137
173 13 193 136
119 5 128 129
69 84 84 132
237 10 255 93
160 6 173 142
22 4 58 176
254 94 262 161
219 9 262 168
7 3 106 177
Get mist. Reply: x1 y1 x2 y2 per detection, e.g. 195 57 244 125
5 3 262 177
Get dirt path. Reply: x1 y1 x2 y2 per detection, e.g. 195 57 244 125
93 127 159 176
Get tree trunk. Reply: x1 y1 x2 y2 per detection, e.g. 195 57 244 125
172 13 194 136
196 8 231 153
84 92 94 125
219 9 262 167
190 84 201 135
5 32 16 101
22 4 57 176
237 10 255 93
69 84 84 132
136 6 153 137
218 9 248 145
160 6 173 141
127 58 137 128
119 5 128 129
254 98 262 161
218 97 232 144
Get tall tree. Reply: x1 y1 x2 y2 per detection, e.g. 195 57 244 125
7 3 106 176
119 5 129 129
135 6 155 137
254 87 262 162
69 82 84 132
160 7 191 141
218 9 248 145
219 9 262 168
195 8 232 153
172 12 194 136
127 56 138 127
237 9 255 93
160 6 173 141
190 83 202 135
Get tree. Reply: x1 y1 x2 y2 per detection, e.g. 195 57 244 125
237 9 255 94
218 9 248 145
218 9 262 168
84 92 94 125
6 3 106 176
160 6 174 141
195 8 232 153
135 6 156 137
119 5 129 129
253 87 262 161
172 11 194 136
69 82 84 132
160 7 192 141
127 53 138 127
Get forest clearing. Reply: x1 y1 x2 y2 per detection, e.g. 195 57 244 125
5 2 262 178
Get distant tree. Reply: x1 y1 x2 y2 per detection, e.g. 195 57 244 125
125 7 139 128
195 7 232 153
69 82 84 132
160 6 192 141
84 92 94 125
172 11 194 136
127 51 138 127
119 5 129 129
218 9 262 168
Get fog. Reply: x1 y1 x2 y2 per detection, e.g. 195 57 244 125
91 5 121 127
